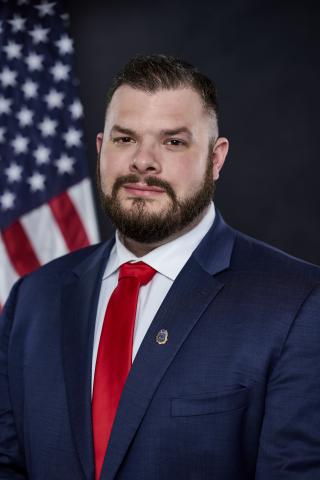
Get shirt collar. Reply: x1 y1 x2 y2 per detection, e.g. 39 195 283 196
103 202 215 281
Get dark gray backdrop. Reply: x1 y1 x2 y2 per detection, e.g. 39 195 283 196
65 0 320 265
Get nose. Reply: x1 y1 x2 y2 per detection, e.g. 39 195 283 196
130 142 161 175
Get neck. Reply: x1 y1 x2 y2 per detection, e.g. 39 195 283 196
119 206 210 257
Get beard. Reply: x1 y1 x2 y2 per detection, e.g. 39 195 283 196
97 155 215 244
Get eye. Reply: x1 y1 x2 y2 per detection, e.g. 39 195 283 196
165 138 187 147
112 136 135 144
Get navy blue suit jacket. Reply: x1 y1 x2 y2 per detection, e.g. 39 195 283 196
1 211 320 479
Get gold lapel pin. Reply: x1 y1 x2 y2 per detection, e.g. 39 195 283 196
156 329 168 345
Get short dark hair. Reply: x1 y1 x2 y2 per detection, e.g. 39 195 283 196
106 54 219 127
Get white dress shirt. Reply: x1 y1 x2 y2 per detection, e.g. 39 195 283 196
91 202 216 391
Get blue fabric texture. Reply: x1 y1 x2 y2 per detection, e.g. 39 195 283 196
1 211 320 479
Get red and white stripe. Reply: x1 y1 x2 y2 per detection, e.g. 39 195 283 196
0 178 99 308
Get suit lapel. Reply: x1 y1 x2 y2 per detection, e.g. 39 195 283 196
101 212 236 480
61 242 113 480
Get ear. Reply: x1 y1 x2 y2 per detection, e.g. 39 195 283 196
211 137 229 180
96 132 104 154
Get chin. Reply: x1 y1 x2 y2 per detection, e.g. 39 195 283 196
123 197 168 211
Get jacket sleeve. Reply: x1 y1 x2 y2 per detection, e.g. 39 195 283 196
255 283 320 479
0 281 27 479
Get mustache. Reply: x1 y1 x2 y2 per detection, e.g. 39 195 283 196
112 174 177 201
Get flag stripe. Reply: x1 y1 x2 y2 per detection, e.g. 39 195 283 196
49 192 91 251
21 203 69 264
0 233 19 306
1 221 41 276
68 178 100 244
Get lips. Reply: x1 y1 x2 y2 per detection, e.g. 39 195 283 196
122 183 166 196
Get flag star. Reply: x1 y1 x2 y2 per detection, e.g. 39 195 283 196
34 145 51 164
55 154 74 174
29 25 49 44
44 89 64 109
60 13 70 23
0 67 17 87
38 117 57 136
69 100 83 119
25 52 44 71
0 96 12 115
11 134 29 154
8 14 26 32
63 127 82 147
35 2 56 16
0 190 15 210
22 79 38 99
0 127 6 142
50 61 70 81
3 41 23 60
17 107 34 127
55 35 73 55
5 162 23 183
27 172 46 192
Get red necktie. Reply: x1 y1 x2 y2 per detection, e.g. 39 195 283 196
92 261 156 480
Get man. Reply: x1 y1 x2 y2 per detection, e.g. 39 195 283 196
1 55 320 480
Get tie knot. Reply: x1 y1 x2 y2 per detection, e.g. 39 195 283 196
119 261 157 285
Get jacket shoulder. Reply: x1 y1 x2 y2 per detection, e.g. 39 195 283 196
232 230 320 282
21 242 110 286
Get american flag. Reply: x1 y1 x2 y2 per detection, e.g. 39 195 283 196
0 0 100 308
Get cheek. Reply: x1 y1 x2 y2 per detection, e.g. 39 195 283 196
99 151 122 183
99 159 116 196
170 161 205 196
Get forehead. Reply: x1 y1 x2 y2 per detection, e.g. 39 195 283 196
105 85 209 130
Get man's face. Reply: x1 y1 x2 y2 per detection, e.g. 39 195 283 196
97 85 228 243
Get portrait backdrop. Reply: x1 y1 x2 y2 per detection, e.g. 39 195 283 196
65 0 320 265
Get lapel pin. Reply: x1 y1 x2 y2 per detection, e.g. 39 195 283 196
156 329 168 345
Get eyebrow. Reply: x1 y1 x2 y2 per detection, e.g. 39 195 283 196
110 125 193 139
160 127 192 138
110 125 137 136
